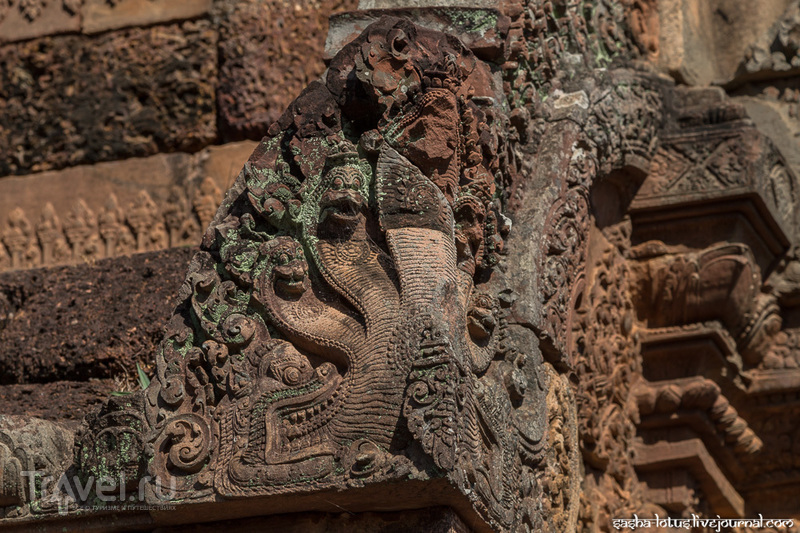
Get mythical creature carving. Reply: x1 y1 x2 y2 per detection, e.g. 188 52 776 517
70 17 547 532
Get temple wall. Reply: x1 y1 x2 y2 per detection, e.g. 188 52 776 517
0 0 356 418
1 0 800 531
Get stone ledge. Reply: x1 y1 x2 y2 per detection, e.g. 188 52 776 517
634 439 745 518
0 0 213 44
0 247 196 385
0 142 255 273
82 0 212 35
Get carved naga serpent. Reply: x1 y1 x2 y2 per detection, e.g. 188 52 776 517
74 17 547 532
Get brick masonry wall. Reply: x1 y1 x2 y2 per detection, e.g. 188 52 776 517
0 0 358 176
0 0 358 412
0 0 359 276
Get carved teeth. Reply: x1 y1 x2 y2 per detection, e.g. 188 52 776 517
289 412 298 423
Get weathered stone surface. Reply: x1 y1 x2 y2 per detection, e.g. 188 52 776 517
82 0 212 34
201 141 259 191
0 381 115 430
656 0 794 85
634 439 745 518
618 84 800 522
1 0 800 530
157 507 471 533
0 0 215 42
0 0 80 44
736 0 800 83
215 0 358 142
736 91 800 200
0 142 254 273
53 14 586 532
0 20 217 177
0 247 195 385
0 0 674 529
0 152 193 225
325 7 508 63
630 87 798 273
0 416 73 510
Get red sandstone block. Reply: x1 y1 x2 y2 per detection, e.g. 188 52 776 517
0 20 217 177
82 0 212 34
216 0 359 142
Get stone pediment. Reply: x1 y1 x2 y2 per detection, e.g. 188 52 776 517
3 1 800 531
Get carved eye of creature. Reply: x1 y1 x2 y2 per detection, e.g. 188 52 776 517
282 364 304 386
270 356 313 387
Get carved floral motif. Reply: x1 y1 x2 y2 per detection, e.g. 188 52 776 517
571 222 658 530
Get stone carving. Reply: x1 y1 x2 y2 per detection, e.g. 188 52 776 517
2 208 40 270
644 125 761 195
98 194 137 257
633 378 762 455
0 416 73 516
743 0 800 75
62 0 80 14
629 241 788 368
631 93 798 262
17 0 46 22
571 222 659 530
64 200 103 264
537 148 592 363
620 76 800 517
540 365 581 531
69 17 549 532
5 0 797 528
0 0 80 24
0 242 10 272
192 177 222 230
126 191 168 253
535 69 663 368
36 203 71 266
0 180 223 273
763 328 800 369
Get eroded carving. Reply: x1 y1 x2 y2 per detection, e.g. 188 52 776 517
0 180 225 273
69 17 549 532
